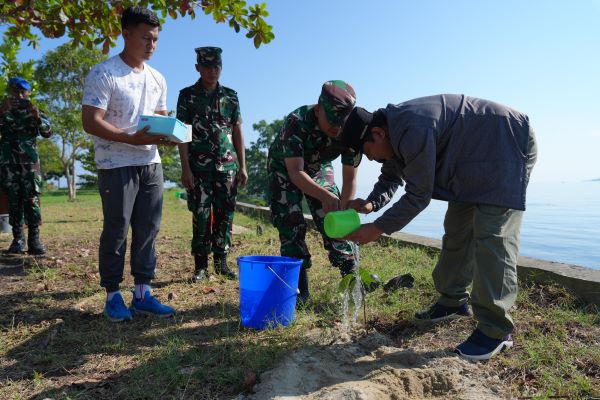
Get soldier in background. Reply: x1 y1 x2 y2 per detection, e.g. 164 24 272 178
177 46 247 282
0 77 52 255
267 80 360 304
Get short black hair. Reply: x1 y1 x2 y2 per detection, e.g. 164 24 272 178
121 6 161 30
363 110 387 144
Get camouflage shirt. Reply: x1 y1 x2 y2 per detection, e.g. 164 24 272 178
177 79 241 172
268 105 361 173
0 103 52 165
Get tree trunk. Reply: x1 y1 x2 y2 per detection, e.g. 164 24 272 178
69 163 77 200
64 163 75 201
68 176 76 200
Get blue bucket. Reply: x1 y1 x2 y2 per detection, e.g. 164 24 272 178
238 255 303 330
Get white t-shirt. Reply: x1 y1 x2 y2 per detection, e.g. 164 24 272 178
82 55 167 169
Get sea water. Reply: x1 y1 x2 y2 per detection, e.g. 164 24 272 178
360 181 600 270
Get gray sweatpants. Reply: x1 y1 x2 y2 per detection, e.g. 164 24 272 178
433 129 538 339
97 164 163 292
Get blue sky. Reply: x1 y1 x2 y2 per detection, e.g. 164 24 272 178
7 0 600 191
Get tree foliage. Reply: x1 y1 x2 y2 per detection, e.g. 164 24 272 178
77 139 97 189
37 139 64 186
34 43 107 200
0 33 35 95
159 144 183 186
0 1 274 53
239 118 282 202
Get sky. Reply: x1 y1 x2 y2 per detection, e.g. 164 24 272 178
5 0 600 194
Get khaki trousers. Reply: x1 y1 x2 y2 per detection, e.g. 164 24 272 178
433 129 537 339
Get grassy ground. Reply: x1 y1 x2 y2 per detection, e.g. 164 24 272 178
0 190 598 399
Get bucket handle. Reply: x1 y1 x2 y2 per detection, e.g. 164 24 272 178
267 265 300 294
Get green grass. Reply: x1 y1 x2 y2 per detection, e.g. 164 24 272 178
0 189 598 399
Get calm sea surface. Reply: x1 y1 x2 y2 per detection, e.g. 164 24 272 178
359 181 600 270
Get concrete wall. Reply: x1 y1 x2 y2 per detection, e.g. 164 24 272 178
236 202 600 307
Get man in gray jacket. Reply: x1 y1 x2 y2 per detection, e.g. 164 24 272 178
340 94 537 361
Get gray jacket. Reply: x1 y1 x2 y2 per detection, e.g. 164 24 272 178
368 94 533 235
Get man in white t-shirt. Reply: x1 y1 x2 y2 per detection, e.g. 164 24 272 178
82 6 175 322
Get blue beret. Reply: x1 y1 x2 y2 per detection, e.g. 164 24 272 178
8 77 31 91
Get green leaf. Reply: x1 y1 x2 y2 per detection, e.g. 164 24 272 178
1 1 274 52
338 274 356 295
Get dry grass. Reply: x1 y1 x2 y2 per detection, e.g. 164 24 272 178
0 189 598 399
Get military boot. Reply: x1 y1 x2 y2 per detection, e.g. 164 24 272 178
27 225 46 255
296 268 310 306
7 225 26 254
214 253 237 280
192 254 209 282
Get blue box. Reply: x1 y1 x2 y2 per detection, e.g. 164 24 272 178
137 115 191 143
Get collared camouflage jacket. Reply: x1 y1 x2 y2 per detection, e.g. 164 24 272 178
177 79 241 173
0 103 52 165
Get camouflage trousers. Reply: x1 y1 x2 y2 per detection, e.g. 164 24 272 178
0 163 42 228
268 161 356 272
188 169 238 256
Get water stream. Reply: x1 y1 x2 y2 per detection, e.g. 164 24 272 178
341 241 363 330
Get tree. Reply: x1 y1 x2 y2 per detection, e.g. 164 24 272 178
0 1 274 53
239 118 282 202
37 139 64 187
76 139 97 189
160 144 183 186
0 33 35 95
34 43 106 200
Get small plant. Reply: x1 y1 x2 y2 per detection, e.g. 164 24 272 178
338 267 381 323
337 267 380 295
32 370 44 387
26 260 58 282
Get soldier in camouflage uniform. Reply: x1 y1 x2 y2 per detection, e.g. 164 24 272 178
177 47 247 282
0 77 52 255
267 80 360 303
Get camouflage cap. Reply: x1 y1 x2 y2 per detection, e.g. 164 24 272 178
318 80 356 126
195 46 222 67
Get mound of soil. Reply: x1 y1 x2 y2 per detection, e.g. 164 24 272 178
247 330 504 400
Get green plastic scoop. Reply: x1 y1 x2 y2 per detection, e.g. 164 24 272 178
324 209 361 238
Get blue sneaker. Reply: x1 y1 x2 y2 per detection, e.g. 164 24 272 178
455 329 513 361
414 302 472 323
104 293 133 322
130 291 176 318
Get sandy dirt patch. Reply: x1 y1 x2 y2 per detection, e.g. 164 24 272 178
245 330 505 400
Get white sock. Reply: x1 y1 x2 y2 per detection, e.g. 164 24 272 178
134 284 151 300
107 290 121 302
